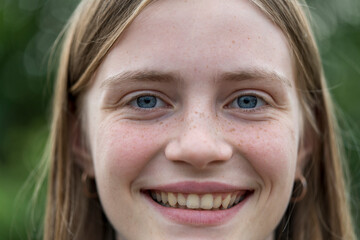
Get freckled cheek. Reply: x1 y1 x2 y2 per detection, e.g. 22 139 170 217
93 123 166 182
230 123 298 184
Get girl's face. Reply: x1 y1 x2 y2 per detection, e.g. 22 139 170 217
82 0 307 239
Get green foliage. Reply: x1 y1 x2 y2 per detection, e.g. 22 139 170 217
0 0 79 239
0 0 359 239
308 1 360 236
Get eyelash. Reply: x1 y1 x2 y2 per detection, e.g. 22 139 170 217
225 92 269 112
127 93 170 111
124 91 269 113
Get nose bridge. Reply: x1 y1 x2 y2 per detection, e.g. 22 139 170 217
165 106 233 169
182 108 216 146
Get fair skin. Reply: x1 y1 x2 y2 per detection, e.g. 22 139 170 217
79 0 307 239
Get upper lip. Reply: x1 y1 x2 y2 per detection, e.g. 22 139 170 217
142 181 252 193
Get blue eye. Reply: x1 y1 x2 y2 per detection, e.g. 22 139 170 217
136 96 157 108
230 95 265 109
238 96 257 108
129 95 167 109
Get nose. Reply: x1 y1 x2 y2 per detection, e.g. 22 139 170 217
164 112 233 169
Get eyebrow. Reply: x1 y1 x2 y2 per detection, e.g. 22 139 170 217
220 68 292 88
100 70 181 89
100 68 292 89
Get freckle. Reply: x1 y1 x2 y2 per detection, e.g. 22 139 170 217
206 65 209 68
159 121 163 125
195 111 198 114
237 140 244 147
247 37 251 40
229 128 235 132
232 40 235 44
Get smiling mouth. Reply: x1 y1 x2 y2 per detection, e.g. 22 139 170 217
145 190 251 210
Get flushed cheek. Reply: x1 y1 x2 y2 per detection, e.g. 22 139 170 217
227 121 298 229
230 122 298 188
93 120 167 184
88 120 171 238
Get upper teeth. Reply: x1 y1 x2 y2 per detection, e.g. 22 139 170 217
150 191 246 210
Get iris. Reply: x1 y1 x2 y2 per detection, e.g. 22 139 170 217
237 96 258 108
137 96 157 108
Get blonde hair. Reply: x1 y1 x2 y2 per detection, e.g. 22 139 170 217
43 0 356 239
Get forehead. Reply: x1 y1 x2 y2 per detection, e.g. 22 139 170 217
96 0 293 87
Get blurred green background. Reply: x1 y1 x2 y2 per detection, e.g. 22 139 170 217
0 0 359 239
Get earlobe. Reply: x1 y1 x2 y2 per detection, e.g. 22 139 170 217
70 115 95 177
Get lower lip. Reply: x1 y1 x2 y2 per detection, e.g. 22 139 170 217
144 192 250 226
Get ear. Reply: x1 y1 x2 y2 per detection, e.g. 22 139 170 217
70 114 95 177
296 123 314 178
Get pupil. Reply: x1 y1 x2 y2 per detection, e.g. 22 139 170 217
137 96 157 108
238 96 257 108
